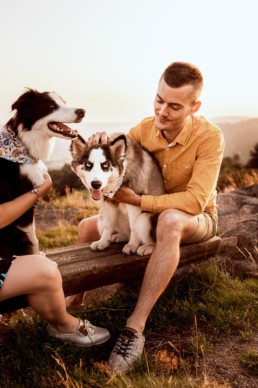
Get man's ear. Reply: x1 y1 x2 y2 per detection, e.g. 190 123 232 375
190 100 201 115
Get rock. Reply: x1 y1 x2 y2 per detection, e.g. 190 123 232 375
217 184 258 271
220 214 258 261
217 184 258 232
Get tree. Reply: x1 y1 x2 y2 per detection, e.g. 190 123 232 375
246 143 258 169
49 164 84 195
220 153 242 172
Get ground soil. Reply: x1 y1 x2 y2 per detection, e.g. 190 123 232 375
147 324 258 387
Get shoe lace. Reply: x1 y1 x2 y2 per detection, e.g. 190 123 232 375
81 320 95 336
113 329 137 359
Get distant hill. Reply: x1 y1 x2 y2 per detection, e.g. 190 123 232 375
214 117 258 163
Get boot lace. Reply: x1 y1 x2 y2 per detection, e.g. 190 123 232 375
113 329 137 359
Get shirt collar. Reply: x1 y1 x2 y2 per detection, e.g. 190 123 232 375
155 115 193 147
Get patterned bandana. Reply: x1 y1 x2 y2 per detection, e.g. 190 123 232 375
0 126 37 164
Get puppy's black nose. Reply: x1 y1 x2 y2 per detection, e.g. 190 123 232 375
91 180 102 189
75 109 85 118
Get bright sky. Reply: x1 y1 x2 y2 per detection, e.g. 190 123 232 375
1 0 258 125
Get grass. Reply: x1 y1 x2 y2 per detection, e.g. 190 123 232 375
1 259 258 386
1 170 258 386
36 188 99 248
37 225 79 249
240 349 258 374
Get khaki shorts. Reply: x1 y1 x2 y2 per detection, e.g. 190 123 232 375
184 211 218 244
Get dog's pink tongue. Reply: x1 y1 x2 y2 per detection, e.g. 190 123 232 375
91 190 102 201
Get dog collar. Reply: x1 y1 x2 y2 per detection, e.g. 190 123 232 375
104 160 128 199
0 127 37 164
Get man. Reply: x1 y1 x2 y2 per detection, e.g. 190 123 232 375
78 62 225 373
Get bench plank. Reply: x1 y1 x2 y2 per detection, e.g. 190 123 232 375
0 236 221 313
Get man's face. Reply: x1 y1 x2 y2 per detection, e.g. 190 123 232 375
154 77 201 132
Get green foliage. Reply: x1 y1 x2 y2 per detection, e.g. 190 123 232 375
217 165 258 192
221 154 243 171
240 349 258 374
246 142 258 169
49 163 84 195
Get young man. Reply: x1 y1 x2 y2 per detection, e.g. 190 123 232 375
78 62 225 373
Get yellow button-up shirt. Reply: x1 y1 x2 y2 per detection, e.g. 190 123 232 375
129 115 225 219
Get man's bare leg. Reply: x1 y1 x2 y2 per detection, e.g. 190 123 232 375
66 215 101 308
78 215 100 243
125 209 199 333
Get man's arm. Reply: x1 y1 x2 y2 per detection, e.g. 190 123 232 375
141 132 225 214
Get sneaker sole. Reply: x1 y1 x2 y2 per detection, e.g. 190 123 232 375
49 333 111 347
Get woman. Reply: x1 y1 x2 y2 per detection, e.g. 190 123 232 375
0 172 110 347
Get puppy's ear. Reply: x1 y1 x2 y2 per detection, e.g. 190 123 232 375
70 134 87 158
109 135 127 160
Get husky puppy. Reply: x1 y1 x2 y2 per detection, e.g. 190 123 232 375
0 89 85 257
70 134 165 256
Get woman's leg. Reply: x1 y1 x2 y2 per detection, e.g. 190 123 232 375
0 254 79 332
0 254 110 346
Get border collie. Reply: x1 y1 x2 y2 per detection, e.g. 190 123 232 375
0 89 85 257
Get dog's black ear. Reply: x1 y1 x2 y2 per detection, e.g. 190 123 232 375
11 89 39 112
109 134 127 160
70 134 87 157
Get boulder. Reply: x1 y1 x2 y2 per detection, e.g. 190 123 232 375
217 184 258 232
217 184 258 273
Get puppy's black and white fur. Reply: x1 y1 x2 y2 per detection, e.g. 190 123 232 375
70 134 165 256
0 89 85 257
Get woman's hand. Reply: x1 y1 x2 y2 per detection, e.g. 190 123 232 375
37 173 52 197
0 172 52 229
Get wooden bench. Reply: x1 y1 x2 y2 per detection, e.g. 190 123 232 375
0 236 222 314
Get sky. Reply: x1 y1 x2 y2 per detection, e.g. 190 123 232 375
1 0 258 127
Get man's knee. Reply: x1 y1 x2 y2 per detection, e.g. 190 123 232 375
157 209 185 239
78 216 100 243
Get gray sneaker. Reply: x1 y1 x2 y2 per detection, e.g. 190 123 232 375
108 328 145 374
47 319 110 347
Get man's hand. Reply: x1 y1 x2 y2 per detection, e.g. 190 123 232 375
87 131 112 146
113 187 141 207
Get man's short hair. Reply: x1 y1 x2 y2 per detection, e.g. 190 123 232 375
162 62 203 99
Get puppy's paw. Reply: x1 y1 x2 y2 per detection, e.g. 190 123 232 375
90 240 109 251
137 244 155 256
122 243 138 255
